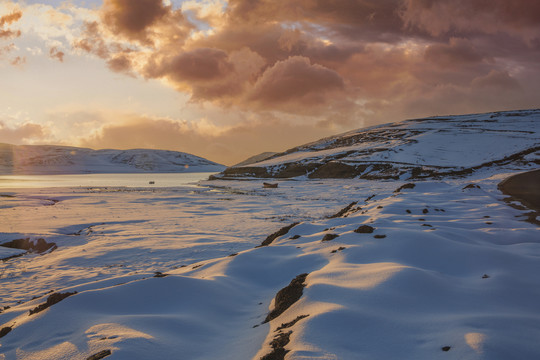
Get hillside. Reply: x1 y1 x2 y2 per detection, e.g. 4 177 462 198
216 109 540 180
0 145 225 174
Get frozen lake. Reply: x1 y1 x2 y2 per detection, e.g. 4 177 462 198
0 172 216 189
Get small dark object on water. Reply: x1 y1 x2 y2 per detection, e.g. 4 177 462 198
263 182 278 188
86 349 112 360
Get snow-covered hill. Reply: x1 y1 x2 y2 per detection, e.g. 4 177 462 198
217 109 540 179
0 145 225 174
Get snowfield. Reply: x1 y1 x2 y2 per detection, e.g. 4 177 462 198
1 110 539 360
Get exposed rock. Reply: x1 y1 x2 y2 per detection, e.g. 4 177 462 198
264 273 308 323
153 272 168 278
321 234 339 242
276 315 309 331
354 225 375 233
328 202 358 218
86 350 112 360
441 346 451 352
258 223 300 247
374 234 387 239
463 184 481 190
0 326 12 338
394 183 416 192
1 238 56 254
29 291 77 315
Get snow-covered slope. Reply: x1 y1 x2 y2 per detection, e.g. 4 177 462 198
218 109 540 179
0 145 225 174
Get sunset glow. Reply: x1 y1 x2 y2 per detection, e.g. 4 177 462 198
1 0 539 165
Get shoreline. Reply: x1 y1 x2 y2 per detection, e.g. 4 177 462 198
499 169 540 212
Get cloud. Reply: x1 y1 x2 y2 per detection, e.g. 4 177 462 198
424 38 488 68
78 114 343 165
0 9 22 39
248 56 345 110
49 46 64 62
0 121 45 144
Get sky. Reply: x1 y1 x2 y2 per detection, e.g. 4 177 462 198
0 0 539 165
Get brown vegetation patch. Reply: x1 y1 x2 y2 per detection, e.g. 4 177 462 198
264 273 308 323
29 292 77 315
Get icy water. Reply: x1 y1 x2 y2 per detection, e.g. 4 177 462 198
0 172 216 189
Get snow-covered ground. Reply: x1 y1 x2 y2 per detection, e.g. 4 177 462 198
0 167 539 359
0 145 225 174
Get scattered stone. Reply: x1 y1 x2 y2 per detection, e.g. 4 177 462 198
484 215 490 218
374 234 386 239
264 273 308 323
0 326 12 338
394 183 416 193
365 194 376 202
258 223 300 247
418 218 425 221
261 332 290 360
328 202 358 218
486 222 493 225
276 315 310 331
482 274 490 279
406 209 411 214
153 272 168 278
330 247 346 254
441 346 451 352
290 235 301 239
228 253 238 257
29 291 77 315
377 205 383 209
422 208 429 214
422 224 432 227
354 225 375 233
321 233 339 242
463 184 480 190
263 182 278 188
86 349 112 360
192 264 203 269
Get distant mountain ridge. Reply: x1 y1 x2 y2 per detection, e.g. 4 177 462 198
0 144 225 174
215 109 540 180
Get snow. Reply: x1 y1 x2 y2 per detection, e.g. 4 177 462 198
0 145 225 175
1 110 540 359
239 109 540 174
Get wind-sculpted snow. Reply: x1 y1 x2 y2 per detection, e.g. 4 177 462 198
218 109 540 179
1 170 539 359
0 145 225 174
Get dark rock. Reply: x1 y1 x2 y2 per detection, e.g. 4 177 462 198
258 223 300 247
290 235 301 239
86 350 112 360
0 326 12 338
321 233 339 242
264 273 308 323
374 234 386 239
441 346 451 352
228 253 238 257
463 184 480 190
276 315 309 331
354 225 375 233
394 183 416 192
1 238 56 254
29 291 77 315
331 247 346 253
422 208 429 214
482 274 490 279
328 202 358 219
406 209 411 214
153 272 168 278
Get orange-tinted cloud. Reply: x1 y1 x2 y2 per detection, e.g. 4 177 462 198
70 0 540 129
0 121 44 143
0 9 22 39
49 46 64 62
